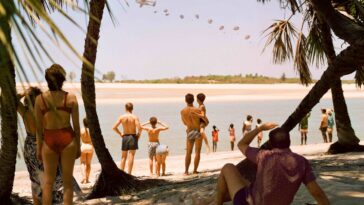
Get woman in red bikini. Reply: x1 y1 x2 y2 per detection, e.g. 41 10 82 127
35 64 81 205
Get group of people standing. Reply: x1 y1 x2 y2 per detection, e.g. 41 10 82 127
298 108 335 145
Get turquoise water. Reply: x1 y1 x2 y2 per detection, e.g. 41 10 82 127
15 98 364 171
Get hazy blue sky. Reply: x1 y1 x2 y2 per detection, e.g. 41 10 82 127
15 0 352 82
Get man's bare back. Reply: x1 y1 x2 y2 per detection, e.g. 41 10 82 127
181 106 201 132
117 113 140 136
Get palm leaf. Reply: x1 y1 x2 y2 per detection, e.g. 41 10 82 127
306 17 326 67
263 20 298 64
294 32 312 85
257 0 301 13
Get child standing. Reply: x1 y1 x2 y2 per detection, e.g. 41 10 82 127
212 125 219 152
228 124 235 151
193 93 211 153
256 119 263 147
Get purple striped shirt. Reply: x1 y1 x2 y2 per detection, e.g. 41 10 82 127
245 147 315 205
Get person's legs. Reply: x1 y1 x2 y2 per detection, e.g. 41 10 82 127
300 132 304 145
304 133 307 145
328 129 333 142
60 139 77 205
230 141 234 151
193 137 203 174
321 128 327 143
127 150 136 174
156 155 162 176
86 151 93 183
80 152 87 183
201 127 211 153
216 163 249 205
149 155 154 176
161 154 167 176
42 143 59 205
120 151 128 171
185 139 194 175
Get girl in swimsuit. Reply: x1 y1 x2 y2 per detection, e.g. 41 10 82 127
141 117 169 176
34 64 81 205
80 118 94 184
228 124 236 151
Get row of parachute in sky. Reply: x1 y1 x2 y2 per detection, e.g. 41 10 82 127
129 0 251 40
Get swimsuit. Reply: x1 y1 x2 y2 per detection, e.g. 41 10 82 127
187 129 201 141
81 128 93 154
148 142 159 158
122 134 139 151
40 92 75 154
156 144 169 155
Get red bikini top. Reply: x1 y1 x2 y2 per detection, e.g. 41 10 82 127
41 92 72 115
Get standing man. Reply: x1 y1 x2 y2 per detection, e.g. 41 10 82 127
113 102 142 174
298 112 310 145
320 109 329 143
181 93 203 175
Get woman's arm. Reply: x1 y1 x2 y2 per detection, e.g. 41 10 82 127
71 95 81 159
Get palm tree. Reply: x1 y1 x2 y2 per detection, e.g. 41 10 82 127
260 0 364 153
237 0 364 182
0 0 86 202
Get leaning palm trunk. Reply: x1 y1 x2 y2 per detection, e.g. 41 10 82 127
318 22 360 153
0 2 19 202
80 0 138 199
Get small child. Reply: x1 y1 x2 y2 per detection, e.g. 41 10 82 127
212 125 219 152
195 93 211 153
228 123 236 151
256 119 263 147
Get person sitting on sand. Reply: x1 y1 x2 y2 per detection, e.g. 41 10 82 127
141 117 169 176
181 93 204 175
242 115 253 136
299 112 310 145
192 93 211 153
229 124 236 151
320 109 329 143
212 125 219 152
80 118 94 184
256 119 263 147
214 123 330 205
113 102 142 174
327 111 335 143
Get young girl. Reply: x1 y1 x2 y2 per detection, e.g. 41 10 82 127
228 124 235 151
80 118 94 184
141 117 169 176
212 125 219 152
256 119 263 147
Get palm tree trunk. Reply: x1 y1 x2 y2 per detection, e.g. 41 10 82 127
80 0 138 199
318 22 360 153
0 2 19 202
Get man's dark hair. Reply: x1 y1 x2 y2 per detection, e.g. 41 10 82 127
213 125 217 130
185 93 194 104
321 109 326 114
125 102 133 112
247 115 253 121
83 118 88 128
257 119 262 124
150 116 157 127
268 127 291 149
197 93 206 103
230 123 234 128
45 64 66 91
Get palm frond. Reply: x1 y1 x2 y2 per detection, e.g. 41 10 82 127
306 17 326 68
263 20 298 64
257 0 301 13
294 32 312 85
355 66 364 87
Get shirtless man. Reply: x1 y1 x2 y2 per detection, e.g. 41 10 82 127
113 102 142 174
180 93 203 175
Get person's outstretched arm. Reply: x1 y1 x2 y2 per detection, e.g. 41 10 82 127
157 121 169 131
238 122 278 154
306 181 330 205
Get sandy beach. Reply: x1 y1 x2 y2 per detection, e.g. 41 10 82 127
13 141 364 205
17 83 364 104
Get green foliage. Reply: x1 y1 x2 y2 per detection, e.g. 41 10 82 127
102 71 116 82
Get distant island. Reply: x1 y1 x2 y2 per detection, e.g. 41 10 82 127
102 73 353 84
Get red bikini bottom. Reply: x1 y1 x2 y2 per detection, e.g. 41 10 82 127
44 127 74 154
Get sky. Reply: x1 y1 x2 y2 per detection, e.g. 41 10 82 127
14 0 354 82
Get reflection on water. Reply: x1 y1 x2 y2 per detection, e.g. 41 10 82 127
15 98 364 171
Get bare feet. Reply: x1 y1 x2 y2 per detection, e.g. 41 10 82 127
184 172 189 176
193 171 200 175
81 179 86 184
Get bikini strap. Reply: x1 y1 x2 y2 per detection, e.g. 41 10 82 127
64 92 68 108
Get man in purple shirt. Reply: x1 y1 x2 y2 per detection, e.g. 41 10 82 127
215 122 330 205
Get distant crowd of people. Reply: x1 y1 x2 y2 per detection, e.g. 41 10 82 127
17 64 331 204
